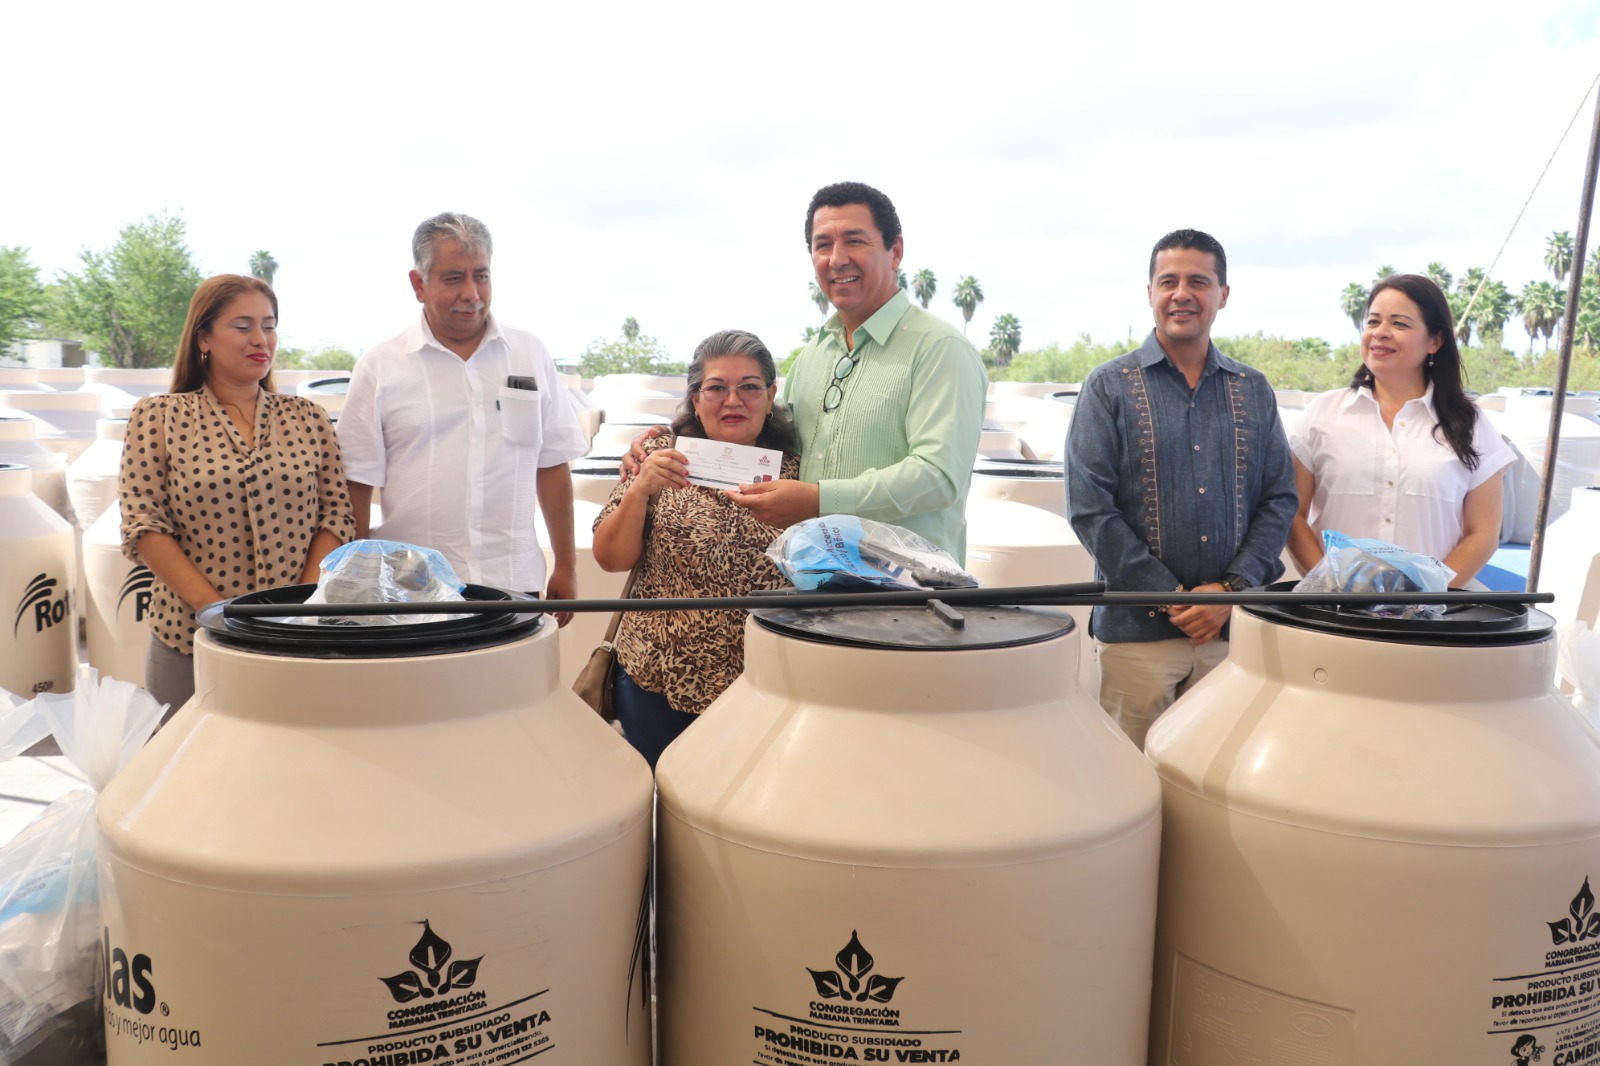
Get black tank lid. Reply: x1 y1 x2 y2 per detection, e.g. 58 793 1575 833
752 602 1074 651
198 583 542 658
1244 581 1555 647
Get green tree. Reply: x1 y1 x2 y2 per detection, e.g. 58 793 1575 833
1339 282 1368 332
808 280 829 320
1452 268 1488 345
897 269 908 291
579 322 683 376
275 345 357 371
1473 279 1515 346
622 316 640 343
1517 280 1564 352
0 246 46 356
47 210 204 368
1546 230 1575 283
912 268 937 310
1424 262 1453 291
1373 264 1396 285
249 250 278 286
951 275 984 335
988 313 1022 368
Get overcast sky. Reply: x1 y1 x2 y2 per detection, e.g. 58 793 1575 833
5 1 1600 363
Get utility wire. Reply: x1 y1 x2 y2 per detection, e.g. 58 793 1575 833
1460 69 1600 322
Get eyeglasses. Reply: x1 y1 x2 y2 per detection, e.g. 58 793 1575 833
822 352 858 412
697 382 768 401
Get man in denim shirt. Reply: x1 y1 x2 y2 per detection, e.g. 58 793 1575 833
1066 229 1296 748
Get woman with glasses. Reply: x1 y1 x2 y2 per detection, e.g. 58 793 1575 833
593 330 801 767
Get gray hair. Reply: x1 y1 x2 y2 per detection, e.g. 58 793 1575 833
412 212 493 280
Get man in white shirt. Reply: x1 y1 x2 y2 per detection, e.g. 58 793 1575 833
339 212 588 619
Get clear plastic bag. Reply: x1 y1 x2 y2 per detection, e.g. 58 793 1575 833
1293 530 1456 619
1558 621 1600 726
300 539 466 625
767 516 978 592
0 668 165 1064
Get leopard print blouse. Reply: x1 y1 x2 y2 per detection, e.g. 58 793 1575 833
595 435 799 714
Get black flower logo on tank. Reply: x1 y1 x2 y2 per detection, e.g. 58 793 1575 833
807 931 903 1003
380 921 483 1003
1549 879 1600 945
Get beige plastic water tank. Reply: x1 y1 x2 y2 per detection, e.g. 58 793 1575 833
1145 591 1600 1063
82 505 151 686
656 603 1162 1064
0 462 77 696
1538 484 1600 632
963 497 1097 693
0 388 106 462
96 586 653 1065
65 417 128 531
540 499 627 687
0 412 72 522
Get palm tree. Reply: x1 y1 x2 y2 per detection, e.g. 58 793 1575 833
1546 231 1575 283
808 280 829 320
1475 279 1515 346
897 269 908 291
1373 264 1396 286
1339 282 1368 332
1517 280 1564 352
622 317 640 343
951 276 984 335
1453 268 1489 344
989 313 1022 367
912 269 937 310
249 250 278 286
1424 262 1453 292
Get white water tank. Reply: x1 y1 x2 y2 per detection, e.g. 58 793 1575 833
1538 484 1600 632
964 498 1097 693
1015 391 1077 461
82 505 152 687
1145 593 1600 1063
0 389 107 462
65 418 127 532
541 498 627 688
0 412 72 523
656 604 1162 1063
82 368 169 399
1488 403 1600 542
968 459 1067 518
296 375 350 418
0 463 77 696
567 460 623 507
96 587 653 1064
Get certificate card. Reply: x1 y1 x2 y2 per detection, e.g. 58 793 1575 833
678 436 784 490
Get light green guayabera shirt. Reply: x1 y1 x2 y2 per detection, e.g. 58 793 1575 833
781 290 988 563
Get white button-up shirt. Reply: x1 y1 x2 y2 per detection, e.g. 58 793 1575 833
339 313 588 591
1290 385 1516 562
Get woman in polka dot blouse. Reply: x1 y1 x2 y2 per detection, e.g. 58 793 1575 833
118 275 358 714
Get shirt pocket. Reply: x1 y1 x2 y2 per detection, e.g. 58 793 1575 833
1319 436 1379 497
498 386 543 449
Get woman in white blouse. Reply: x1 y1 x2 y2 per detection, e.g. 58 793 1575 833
1288 273 1515 582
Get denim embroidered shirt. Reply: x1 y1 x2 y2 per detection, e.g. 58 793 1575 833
1065 332 1296 643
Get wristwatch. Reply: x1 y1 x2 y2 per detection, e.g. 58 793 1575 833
1220 574 1251 593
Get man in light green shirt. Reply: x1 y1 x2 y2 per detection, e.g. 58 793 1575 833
728 182 987 562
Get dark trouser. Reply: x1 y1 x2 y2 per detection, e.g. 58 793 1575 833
613 666 698 770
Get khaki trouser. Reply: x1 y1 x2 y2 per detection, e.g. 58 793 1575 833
1096 637 1230 751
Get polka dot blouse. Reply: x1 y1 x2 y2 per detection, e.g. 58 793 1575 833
119 387 358 653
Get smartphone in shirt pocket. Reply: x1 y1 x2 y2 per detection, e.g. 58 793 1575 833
498 375 543 448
